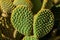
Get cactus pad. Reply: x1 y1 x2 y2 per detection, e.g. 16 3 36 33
33 9 54 38
13 0 33 10
11 5 33 36
22 36 38 40
0 0 14 13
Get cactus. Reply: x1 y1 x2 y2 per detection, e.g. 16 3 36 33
22 36 38 40
11 5 33 36
0 0 14 13
0 0 59 40
33 9 54 38
11 0 54 39
13 0 33 10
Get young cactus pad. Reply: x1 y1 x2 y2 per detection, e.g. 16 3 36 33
13 0 33 10
33 9 54 38
0 0 14 13
22 36 38 40
11 5 33 36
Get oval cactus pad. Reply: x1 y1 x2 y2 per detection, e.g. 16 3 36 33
33 9 54 38
11 5 33 36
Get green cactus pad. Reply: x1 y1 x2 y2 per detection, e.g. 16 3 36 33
0 0 14 13
33 9 54 38
11 5 33 36
13 0 33 10
22 36 38 40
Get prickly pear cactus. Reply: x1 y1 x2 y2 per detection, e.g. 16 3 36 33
11 5 33 36
0 0 14 13
1 0 60 40
11 0 54 40
33 9 54 38
22 36 38 40
13 0 33 10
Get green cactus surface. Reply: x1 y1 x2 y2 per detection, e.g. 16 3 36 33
22 36 38 40
0 0 14 13
11 5 33 36
13 0 33 10
33 9 54 38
